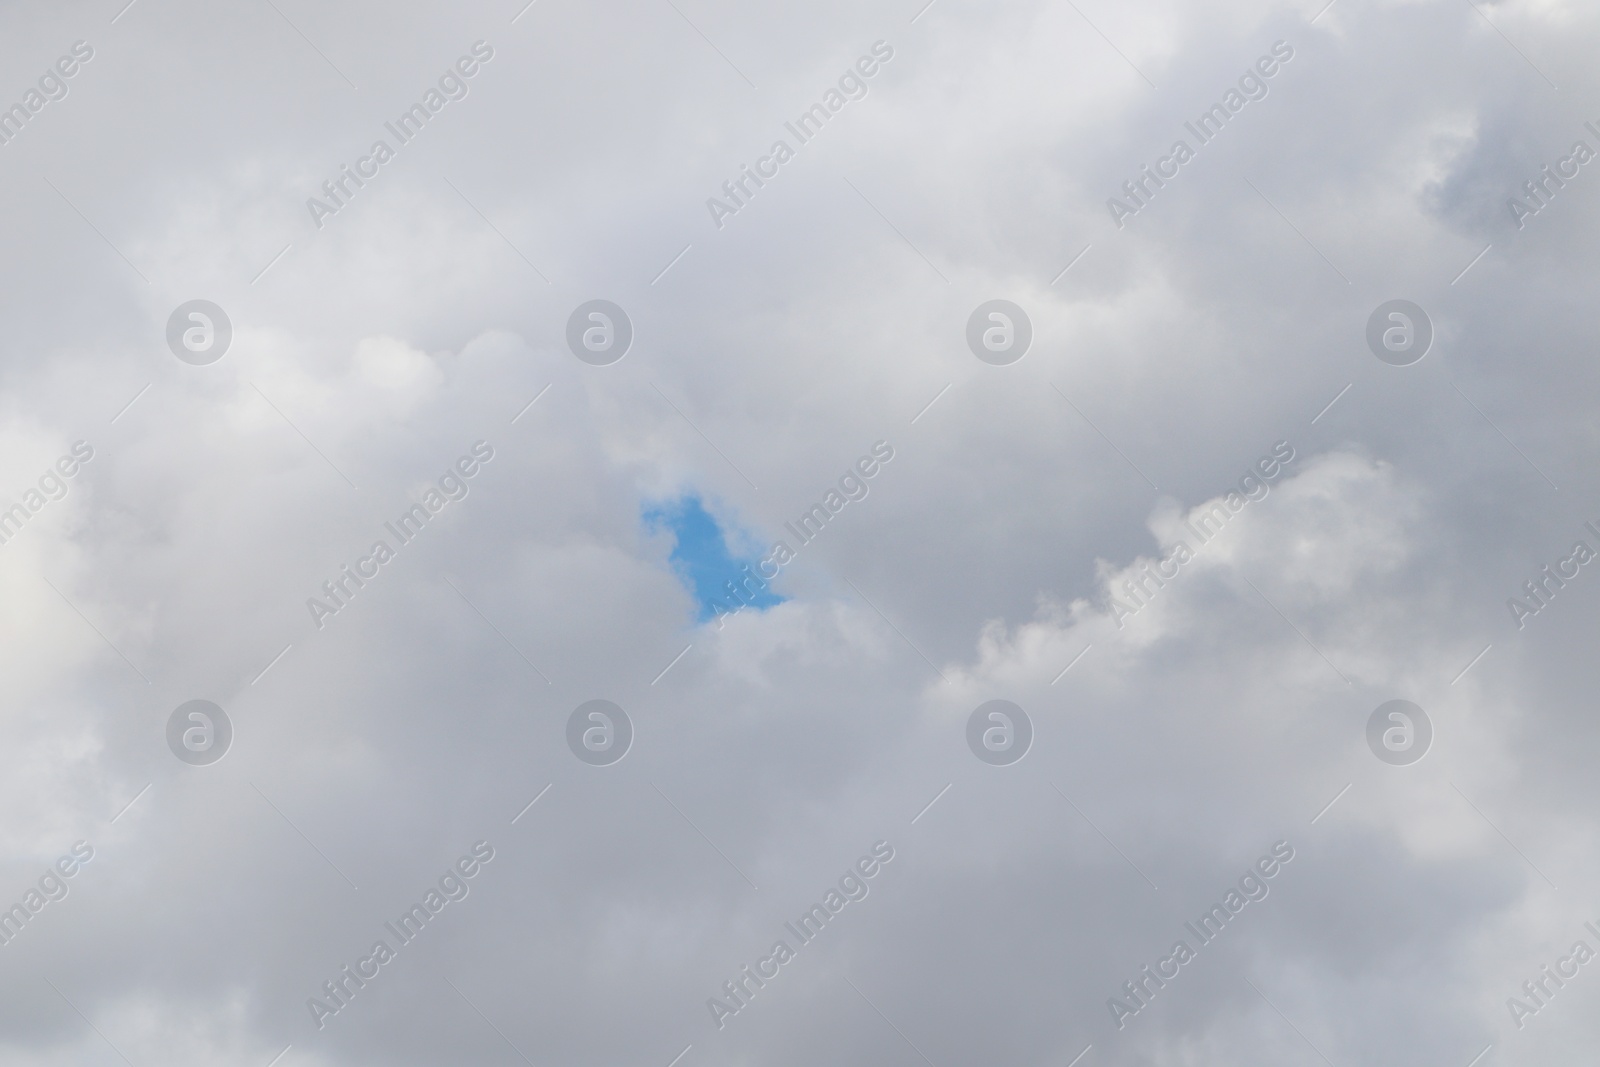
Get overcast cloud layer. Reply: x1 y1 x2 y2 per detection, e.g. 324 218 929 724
3 0 1600 1063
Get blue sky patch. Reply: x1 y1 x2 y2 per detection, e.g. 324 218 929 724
644 495 785 622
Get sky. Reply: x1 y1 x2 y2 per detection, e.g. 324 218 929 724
1 0 1599 1063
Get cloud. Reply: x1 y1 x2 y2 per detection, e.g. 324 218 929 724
3 0 1600 1063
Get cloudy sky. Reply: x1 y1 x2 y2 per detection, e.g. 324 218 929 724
2 0 1600 1063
